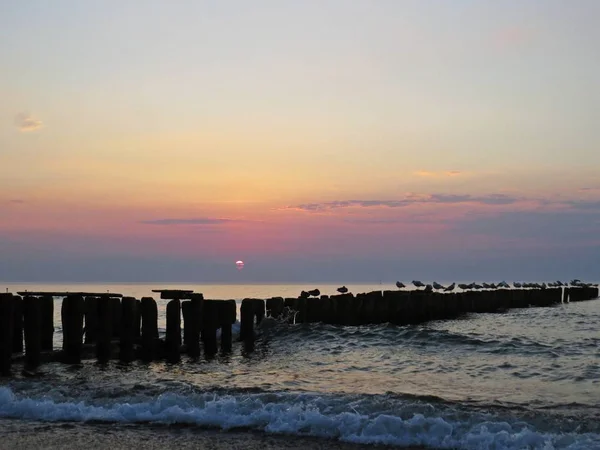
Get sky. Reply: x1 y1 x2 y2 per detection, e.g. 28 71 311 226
1 1 600 282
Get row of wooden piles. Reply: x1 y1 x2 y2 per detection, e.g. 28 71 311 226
258 287 599 326
0 291 243 376
1 286 598 376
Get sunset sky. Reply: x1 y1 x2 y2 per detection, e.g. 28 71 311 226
1 1 599 282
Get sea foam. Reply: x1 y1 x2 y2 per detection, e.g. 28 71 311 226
1 387 598 450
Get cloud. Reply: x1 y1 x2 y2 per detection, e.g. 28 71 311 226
281 193 521 212
415 170 462 177
140 218 238 226
14 113 43 132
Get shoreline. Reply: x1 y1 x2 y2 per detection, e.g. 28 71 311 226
0 419 425 450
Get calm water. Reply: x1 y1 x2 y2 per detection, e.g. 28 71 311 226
1 283 600 449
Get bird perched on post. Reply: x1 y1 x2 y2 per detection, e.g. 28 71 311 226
433 282 445 290
308 289 320 297
412 280 425 288
337 286 348 294
395 281 405 289
444 283 455 292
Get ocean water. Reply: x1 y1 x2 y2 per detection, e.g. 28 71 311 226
1 283 600 449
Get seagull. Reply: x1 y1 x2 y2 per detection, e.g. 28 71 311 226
308 289 321 297
424 284 433 292
482 282 492 289
395 281 406 289
432 282 446 290
444 283 456 292
337 286 348 294
300 290 310 299
412 280 425 288
458 283 470 290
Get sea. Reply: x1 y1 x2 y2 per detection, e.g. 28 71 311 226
1 282 600 450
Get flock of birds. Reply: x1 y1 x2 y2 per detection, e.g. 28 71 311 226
298 279 597 298
396 279 598 292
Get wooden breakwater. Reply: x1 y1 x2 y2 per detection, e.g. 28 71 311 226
0 285 598 376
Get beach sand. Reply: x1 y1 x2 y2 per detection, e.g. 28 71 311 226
0 419 423 450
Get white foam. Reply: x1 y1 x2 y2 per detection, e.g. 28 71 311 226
0 387 598 449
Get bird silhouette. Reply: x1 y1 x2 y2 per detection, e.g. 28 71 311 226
444 283 455 292
395 281 405 289
432 282 445 290
412 280 425 288
424 284 433 292
337 286 348 294
308 289 320 297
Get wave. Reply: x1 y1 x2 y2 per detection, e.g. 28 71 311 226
1 387 598 449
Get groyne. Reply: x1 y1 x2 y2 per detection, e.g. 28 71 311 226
0 285 598 376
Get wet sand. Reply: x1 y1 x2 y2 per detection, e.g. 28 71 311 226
0 420 424 450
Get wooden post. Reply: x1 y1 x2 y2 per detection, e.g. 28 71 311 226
240 298 255 341
140 297 158 361
186 294 203 357
110 297 122 339
84 296 99 344
133 299 142 340
0 293 15 376
96 297 113 363
165 299 181 362
12 295 23 354
40 295 54 351
220 300 236 353
120 297 137 363
201 300 219 357
181 300 192 353
62 295 84 364
23 295 42 372
266 297 284 319
254 299 265 325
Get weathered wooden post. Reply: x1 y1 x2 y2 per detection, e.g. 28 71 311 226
23 295 42 372
84 296 99 344
40 295 54 351
266 297 284 319
110 297 122 339
0 293 15 376
96 297 113 363
358 292 374 324
240 298 255 341
133 299 142 340
305 297 321 323
181 300 192 352
119 297 137 363
371 291 387 324
62 295 84 364
320 295 332 324
140 297 158 361
292 297 307 324
254 299 265 325
283 298 296 323
220 300 236 352
201 299 219 357
12 295 23 354
165 299 181 362
185 294 203 357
